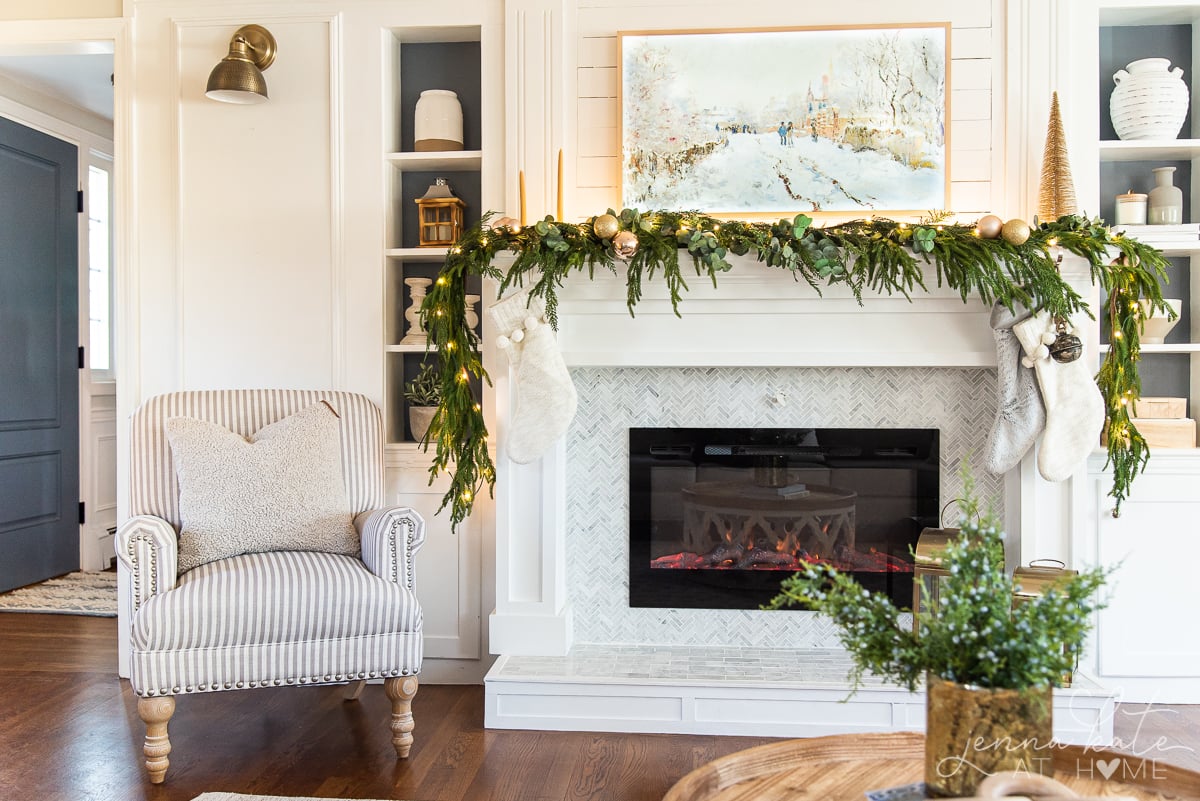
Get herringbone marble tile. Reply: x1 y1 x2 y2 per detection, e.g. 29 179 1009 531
565 366 1000 647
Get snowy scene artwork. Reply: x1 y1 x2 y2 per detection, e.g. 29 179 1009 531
619 25 949 215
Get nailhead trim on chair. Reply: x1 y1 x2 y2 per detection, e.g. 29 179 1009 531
139 667 417 696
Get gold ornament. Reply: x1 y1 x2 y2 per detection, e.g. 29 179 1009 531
1037 92 1078 223
976 214 1004 239
613 230 638 259
1001 218 1031 246
593 213 620 240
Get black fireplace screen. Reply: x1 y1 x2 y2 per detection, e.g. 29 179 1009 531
628 427 939 610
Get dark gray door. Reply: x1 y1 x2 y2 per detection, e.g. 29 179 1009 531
0 115 79 592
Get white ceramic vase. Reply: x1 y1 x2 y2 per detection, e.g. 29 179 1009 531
414 89 463 152
1110 58 1190 140
1148 166 1184 224
1139 298 1183 344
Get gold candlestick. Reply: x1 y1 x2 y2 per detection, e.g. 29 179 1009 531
519 170 526 227
556 149 563 221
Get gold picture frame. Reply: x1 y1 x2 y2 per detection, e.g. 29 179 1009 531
618 23 951 218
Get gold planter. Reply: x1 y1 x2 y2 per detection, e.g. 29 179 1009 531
924 674 1053 797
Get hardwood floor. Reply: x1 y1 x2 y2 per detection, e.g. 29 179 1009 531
1 613 1198 801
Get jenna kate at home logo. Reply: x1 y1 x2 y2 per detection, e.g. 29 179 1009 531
937 704 1196 783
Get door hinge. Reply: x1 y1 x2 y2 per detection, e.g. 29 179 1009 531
77 189 84 214
78 345 85 369
78 502 86 525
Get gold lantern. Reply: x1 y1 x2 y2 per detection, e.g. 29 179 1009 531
912 526 1005 635
1013 559 1079 686
911 527 957 634
415 178 465 247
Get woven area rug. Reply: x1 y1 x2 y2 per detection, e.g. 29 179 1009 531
0 571 117 617
193 795 396 801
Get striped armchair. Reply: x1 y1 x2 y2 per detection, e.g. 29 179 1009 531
116 390 424 784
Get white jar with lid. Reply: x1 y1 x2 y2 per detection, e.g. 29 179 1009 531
1114 190 1148 225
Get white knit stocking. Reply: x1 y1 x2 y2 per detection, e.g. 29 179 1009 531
1013 311 1105 482
489 286 578 464
983 300 1046 475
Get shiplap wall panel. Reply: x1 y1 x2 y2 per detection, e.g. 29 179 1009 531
574 1 997 218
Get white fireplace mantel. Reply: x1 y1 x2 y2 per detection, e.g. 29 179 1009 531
554 257 997 368
488 253 1100 657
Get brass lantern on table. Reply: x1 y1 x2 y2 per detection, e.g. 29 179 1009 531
415 177 465 247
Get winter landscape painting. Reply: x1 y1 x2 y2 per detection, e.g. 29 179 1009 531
619 25 949 214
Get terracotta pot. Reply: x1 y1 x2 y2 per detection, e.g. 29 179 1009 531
924 674 1053 797
409 405 438 442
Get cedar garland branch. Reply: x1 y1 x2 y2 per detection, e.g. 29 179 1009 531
419 210 1173 528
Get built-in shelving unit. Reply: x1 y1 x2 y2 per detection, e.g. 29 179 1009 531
383 29 484 446
1067 0 1200 705
1096 3 1200 447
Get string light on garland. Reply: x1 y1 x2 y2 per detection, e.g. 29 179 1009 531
417 209 1174 527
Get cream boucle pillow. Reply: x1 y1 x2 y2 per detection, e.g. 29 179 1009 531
167 401 358 573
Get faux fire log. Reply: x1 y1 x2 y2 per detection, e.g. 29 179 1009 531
736 547 796 569
700 542 745 567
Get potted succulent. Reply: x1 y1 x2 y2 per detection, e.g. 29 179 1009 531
403 361 442 443
767 467 1110 797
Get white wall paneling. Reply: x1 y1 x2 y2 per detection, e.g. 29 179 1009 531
174 16 339 389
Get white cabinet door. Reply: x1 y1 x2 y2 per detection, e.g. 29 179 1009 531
1086 461 1200 701
387 453 482 660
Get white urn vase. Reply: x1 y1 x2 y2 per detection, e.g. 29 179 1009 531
414 89 463 152
1110 58 1190 140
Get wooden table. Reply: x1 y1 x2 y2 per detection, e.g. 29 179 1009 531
662 732 1200 801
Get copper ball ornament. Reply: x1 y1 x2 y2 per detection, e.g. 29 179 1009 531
1001 218 1031 246
613 230 639 260
593 213 620 240
975 214 1004 239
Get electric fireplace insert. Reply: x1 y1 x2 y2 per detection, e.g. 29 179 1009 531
628 427 939 610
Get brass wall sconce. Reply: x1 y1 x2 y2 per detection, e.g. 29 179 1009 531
206 24 277 104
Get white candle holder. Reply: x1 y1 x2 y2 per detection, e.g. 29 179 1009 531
400 277 433 345
465 294 480 332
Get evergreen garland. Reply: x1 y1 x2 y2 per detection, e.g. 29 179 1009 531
419 210 1173 528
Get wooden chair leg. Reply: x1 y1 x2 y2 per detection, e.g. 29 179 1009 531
343 679 367 701
383 676 418 758
137 696 176 784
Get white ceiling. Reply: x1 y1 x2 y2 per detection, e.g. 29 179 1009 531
0 53 114 122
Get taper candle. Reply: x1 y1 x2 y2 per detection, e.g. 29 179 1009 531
519 170 526 227
556 149 563 221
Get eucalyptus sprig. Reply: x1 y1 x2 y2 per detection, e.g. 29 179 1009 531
765 467 1111 692
418 211 1171 528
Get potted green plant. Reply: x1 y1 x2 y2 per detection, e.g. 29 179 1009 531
767 467 1110 797
403 361 441 443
